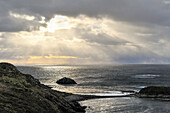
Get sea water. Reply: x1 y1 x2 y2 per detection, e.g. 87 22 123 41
17 64 170 113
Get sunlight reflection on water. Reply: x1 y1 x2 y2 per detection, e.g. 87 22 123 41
17 64 170 113
80 97 170 113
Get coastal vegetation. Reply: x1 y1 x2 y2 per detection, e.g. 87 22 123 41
0 62 85 113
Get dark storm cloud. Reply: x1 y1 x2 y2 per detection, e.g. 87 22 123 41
0 0 170 32
77 33 129 46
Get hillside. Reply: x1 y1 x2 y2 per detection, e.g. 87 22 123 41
0 62 85 113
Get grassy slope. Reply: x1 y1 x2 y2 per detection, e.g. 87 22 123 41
0 63 85 113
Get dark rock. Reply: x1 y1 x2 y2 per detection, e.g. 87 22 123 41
136 86 170 98
0 62 85 113
56 77 77 84
139 86 170 95
0 62 19 73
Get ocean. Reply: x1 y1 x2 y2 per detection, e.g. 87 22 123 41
17 64 170 113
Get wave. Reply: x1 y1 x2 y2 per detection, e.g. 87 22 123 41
132 74 160 79
75 91 133 97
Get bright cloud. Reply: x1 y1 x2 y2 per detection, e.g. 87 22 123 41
41 15 75 32
1 14 170 64
9 11 35 21
0 0 170 64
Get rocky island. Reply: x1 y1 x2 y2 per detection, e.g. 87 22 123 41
56 77 77 84
0 62 85 113
136 86 170 98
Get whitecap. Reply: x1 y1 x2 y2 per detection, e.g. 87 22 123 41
76 91 132 97
132 74 160 79
135 86 146 89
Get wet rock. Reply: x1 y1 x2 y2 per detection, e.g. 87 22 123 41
56 77 77 84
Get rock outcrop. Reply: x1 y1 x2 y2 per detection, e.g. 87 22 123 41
136 86 170 98
0 62 18 73
56 77 77 84
0 62 85 113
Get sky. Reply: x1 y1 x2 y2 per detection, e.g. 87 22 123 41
0 0 170 64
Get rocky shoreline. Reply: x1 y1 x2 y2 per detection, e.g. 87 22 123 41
0 62 135 113
0 62 86 113
1 62 170 112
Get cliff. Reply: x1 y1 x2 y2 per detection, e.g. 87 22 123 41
0 62 85 113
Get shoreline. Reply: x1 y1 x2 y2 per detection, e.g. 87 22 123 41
65 93 134 102
65 86 170 102
1 62 170 112
0 62 86 113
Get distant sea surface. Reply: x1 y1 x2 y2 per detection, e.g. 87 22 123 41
17 64 170 113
